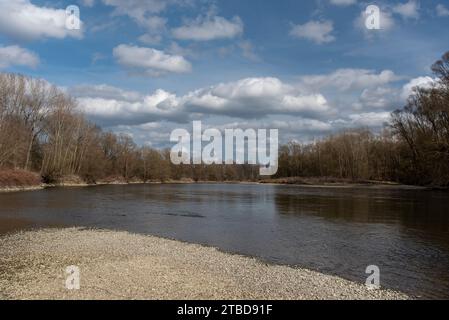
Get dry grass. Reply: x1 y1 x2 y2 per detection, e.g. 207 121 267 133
0 169 41 188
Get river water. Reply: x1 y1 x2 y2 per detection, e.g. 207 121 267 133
0 183 448 298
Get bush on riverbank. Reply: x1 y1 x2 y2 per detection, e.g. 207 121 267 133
0 169 41 188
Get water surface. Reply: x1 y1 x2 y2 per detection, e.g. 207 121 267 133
0 184 448 298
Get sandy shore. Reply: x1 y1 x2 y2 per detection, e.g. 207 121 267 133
0 228 408 300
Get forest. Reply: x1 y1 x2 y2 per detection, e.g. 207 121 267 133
1 52 448 187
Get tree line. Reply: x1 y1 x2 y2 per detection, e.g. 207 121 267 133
1 52 448 186
0 73 259 184
275 51 449 186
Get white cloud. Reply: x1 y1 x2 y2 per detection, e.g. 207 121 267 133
172 15 243 41
72 73 441 143
77 89 185 125
393 1 420 19
347 75 439 112
290 20 335 44
113 44 192 75
74 77 332 125
0 45 39 69
436 4 449 17
183 77 331 118
347 112 391 127
0 0 83 40
352 87 400 110
71 70 436 142
329 0 356 6
299 69 400 91
401 76 436 100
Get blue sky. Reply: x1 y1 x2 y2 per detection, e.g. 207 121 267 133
0 0 448 147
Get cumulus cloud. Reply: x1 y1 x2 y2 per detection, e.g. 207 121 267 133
400 76 436 100
67 69 441 144
183 77 331 118
172 15 244 41
113 44 192 75
350 76 438 112
351 86 401 111
76 88 186 126
72 74 441 145
299 69 400 91
393 1 420 19
290 20 335 44
0 45 39 69
0 0 83 40
352 87 398 110
347 112 391 128
74 77 332 126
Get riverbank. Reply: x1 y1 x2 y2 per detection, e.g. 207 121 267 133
1 169 435 194
0 169 43 193
0 228 409 300
259 177 429 189
0 179 430 194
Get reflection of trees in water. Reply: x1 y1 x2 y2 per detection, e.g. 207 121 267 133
273 188 449 238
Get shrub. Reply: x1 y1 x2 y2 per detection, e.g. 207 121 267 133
0 169 42 187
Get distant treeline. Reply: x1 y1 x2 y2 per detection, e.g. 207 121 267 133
1 52 448 186
277 51 449 186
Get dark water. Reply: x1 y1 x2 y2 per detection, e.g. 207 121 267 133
1 184 448 298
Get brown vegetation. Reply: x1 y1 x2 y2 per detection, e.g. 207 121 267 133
0 169 40 188
273 51 449 187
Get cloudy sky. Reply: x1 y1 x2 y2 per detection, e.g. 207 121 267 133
0 0 448 147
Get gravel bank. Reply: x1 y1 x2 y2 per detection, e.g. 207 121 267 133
0 185 44 193
0 228 409 300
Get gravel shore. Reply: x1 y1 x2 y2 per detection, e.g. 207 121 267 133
0 185 44 193
0 228 409 300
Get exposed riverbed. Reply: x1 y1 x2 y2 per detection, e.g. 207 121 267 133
0 228 408 300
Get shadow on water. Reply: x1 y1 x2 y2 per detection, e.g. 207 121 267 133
0 183 448 298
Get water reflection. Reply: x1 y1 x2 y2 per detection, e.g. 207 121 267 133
0 184 448 298
274 187 449 237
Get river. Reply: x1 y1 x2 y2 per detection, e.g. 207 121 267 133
0 183 448 298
